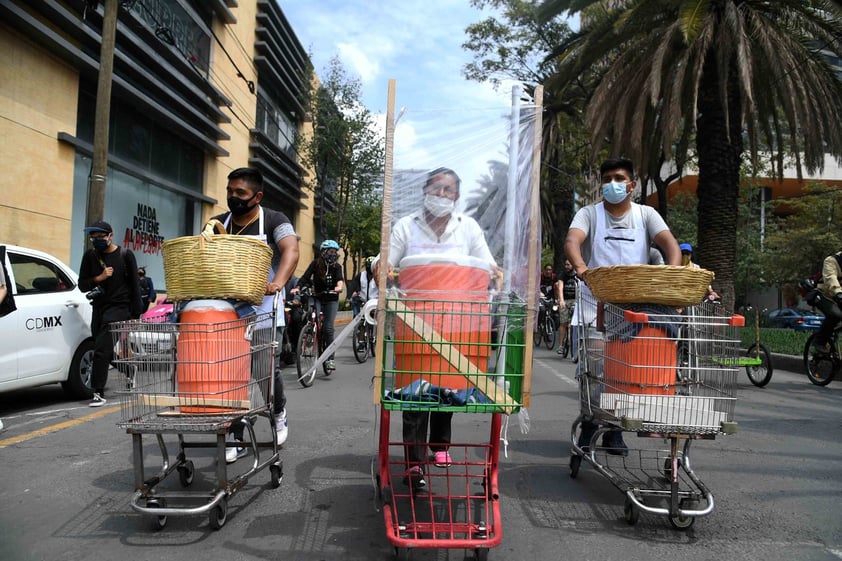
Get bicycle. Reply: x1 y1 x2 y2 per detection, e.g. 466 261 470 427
801 279 841 386
295 287 334 387
352 311 376 363
739 304 774 387
557 301 574 358
534 295 557 350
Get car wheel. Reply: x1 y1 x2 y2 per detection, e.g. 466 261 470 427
62 338 95 399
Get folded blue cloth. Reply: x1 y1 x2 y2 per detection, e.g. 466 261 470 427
383 378 493 407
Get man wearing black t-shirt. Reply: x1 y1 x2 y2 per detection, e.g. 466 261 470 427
212 167 300 462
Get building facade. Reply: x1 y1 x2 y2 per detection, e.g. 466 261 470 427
0 0 321 285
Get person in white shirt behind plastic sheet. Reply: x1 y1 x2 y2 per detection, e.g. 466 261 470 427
377 167 501 491
565 157 681 456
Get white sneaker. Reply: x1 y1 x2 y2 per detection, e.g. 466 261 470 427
89 393 107 407
0 419 4 431
225 436 247 463
275 409 288 446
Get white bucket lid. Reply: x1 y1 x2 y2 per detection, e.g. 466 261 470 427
182 299 236 312
399 253 491 272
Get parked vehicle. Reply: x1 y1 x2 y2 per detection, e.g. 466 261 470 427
0 245 94 397
764 307 824 331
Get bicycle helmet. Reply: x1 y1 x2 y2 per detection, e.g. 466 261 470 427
320 239 340 252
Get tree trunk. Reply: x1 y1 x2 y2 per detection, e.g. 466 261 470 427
695 58 742 310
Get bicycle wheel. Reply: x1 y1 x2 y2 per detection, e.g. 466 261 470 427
296 324 317 387
745 343 773 387
803 333 839 386
543 316 557 349
352 321 369 363
533 314 542 347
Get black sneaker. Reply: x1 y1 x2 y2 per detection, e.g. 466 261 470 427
813 341 832 357
402 466 426 490
577 422 597 452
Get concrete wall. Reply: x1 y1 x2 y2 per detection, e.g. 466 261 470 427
0 25 80 264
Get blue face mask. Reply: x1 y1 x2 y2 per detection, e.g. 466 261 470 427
602 180 629 204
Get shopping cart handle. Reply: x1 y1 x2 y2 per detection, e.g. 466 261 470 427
623 310 650 323
729 314 745 327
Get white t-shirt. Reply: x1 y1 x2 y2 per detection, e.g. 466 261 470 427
360 269 379 301
569 202 670 266
388 210 496 267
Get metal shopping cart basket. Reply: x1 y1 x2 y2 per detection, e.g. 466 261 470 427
111 301 282 530
374 292 527 560
570 288 743 529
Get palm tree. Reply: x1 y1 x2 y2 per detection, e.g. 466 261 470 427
538 0 842 306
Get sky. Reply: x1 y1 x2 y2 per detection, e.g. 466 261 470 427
280 0 530 213
281 0 515 117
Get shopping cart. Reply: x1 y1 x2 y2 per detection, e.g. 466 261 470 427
111 298 282 530
375 292 526 560
569 289 743 529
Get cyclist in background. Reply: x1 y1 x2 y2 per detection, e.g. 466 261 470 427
360 256 379 304
298 240 344 371
555 259 577 356
813 248 842 356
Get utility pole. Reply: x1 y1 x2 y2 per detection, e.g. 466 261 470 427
86 0 119 225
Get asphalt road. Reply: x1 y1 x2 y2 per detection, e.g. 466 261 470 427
1 341 841 561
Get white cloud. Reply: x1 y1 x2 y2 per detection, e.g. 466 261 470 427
336 42 381 83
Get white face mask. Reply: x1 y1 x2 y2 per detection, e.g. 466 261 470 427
423 194 455 217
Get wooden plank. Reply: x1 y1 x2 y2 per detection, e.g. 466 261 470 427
521 84 544 408
373 78 396 405
138 394 250 410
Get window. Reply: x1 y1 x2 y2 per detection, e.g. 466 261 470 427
9 253 73 295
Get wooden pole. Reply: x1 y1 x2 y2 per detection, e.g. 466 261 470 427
86 0 119 226
521 85 544 408
372 79 396 404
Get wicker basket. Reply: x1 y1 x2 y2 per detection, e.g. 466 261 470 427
162 220 273 305
580 265 714 306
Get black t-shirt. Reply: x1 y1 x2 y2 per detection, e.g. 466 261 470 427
211 208 295 271
560 270 577 300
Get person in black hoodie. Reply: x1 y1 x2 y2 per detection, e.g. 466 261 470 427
78 220 143 406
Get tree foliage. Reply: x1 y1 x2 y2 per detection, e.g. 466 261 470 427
299 57 385 277
537 0 842 309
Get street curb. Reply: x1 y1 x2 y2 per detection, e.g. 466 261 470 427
769 352 803 374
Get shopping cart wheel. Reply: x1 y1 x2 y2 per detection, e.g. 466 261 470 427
209 498 228 530
668 499 696 530
623 497 639 526
269 464 283 488
569 454 581 478
474 547 489 561
177 460 195 487
146 498 167 530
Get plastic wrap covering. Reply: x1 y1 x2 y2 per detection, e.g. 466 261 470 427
376 84 541 410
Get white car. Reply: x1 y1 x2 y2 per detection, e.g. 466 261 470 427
0 245 95 398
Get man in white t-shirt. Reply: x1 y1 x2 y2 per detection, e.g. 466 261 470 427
565 157 681 455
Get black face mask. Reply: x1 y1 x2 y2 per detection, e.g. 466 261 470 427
227 192 258 216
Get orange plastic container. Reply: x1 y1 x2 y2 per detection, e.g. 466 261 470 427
603 326 676 395
394 255 492 390
176 300 250 414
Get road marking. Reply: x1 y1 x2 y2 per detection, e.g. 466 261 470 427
535 358 578 387
0 405 120 449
